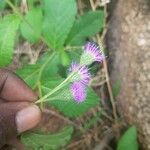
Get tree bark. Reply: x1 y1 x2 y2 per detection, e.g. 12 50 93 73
106 0 150 149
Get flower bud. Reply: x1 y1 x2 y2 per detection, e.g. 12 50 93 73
68 62 91 85
70 82 86 103
80 42 105 65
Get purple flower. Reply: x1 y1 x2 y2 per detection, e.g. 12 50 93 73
80 42 105 65
69 62 91 85
70 82 86 103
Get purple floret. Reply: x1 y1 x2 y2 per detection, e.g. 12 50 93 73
70 82 86 103
84 42 105 62
69 62 91 85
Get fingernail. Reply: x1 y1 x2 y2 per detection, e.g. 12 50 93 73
16 105 41 133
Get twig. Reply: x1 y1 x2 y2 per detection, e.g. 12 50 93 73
90 79 106 87
66 139 83 149
89 0 118 121
89 0 95 10
20 0 28 13
93 129 114 150
101 110 113 122
97 35 118 121
77 0 84 15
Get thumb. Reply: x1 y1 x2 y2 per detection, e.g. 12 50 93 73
0 102 41 148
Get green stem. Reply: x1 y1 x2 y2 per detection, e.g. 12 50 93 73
5 0 22 17
65 46 83 51
35 73 74 104
32 52 56 90
37 97 69 103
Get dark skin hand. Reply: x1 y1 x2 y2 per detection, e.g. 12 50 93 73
0 69 41 149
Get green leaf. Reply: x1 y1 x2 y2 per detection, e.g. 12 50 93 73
21 126 73 150
20 7 43 43
41 79 100 118
37 52 60 79
42 0 77 49
0 14 20 67
117 126 139 150
68 48 82 62
66 10 104 45
60 51 71 66
16 64 41 88
16 52 60 88
0 0 6 10
50 88 99 118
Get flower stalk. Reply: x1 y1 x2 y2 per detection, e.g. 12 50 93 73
35 72 74 103
35 42 105 104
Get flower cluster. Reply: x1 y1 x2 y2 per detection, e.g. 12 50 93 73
68 42 105 103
